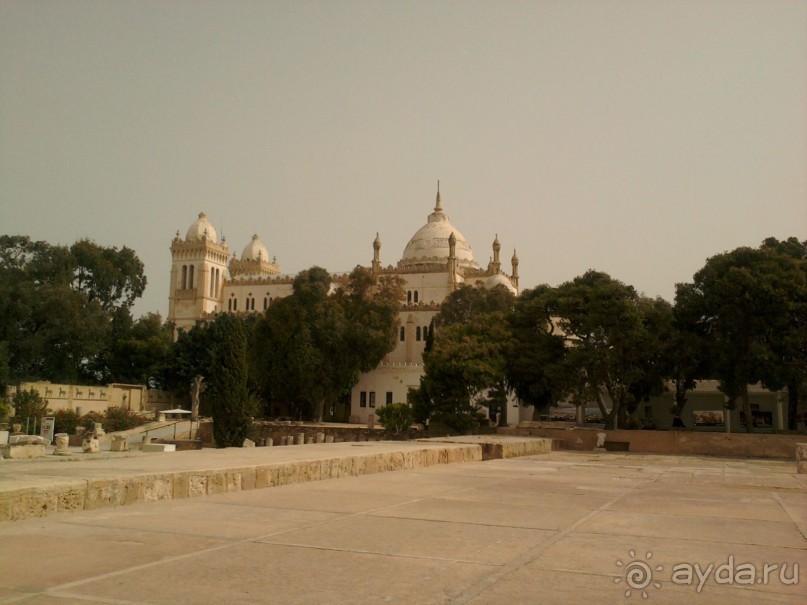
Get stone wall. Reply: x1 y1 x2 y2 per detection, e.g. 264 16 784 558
500 426 807 459
197 421 390 448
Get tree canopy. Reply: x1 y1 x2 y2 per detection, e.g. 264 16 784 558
411 284 516 432
675 238 807 431
251 266 404 421
0 235 147 388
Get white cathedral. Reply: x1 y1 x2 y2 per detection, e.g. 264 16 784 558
168 186 527 424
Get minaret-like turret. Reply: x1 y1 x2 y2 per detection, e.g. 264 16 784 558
372 232 381 273
491 234 501 273
511 249 519 290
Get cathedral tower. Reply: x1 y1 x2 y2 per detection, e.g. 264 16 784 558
168 212 229 333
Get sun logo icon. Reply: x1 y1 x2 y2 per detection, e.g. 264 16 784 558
614 550 663 599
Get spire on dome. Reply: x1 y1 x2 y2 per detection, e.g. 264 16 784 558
434 180 442 212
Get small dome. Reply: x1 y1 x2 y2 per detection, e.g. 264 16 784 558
185 212 217 243
241 234 269 261
399 190 479 269
485 273 517 294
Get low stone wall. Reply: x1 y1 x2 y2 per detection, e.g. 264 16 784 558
197 421 388 448
420 436 554 460
0 443 483 522
500 426 807 459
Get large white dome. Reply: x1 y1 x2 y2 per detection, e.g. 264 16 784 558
241 234 269 261
185 212 217 243
399 190 479 269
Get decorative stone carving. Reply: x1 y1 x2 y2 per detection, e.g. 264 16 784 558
92 422 105 437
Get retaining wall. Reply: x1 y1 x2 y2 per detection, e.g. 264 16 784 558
501 426 805 459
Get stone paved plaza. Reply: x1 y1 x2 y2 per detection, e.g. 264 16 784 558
0 450 805 604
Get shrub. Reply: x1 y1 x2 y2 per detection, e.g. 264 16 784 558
103 406 149 432
80 411 105 433
11 389 49 433
53 409 81 434
376 402 414 436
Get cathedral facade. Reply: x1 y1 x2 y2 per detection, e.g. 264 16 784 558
168 186 523 424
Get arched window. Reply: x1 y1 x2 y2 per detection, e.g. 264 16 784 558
210 267 215 296
227 299 232 311
188 265 195 289
416 326 421 341
181 265 188 290
407 290 412 304
399 326 405 341
414 291 419 303
215 268 220 293
233 298 238 311
263 297 268 310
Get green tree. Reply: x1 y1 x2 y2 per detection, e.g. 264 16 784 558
207 314 252 447
545 271 668 429
100 312 173 387
70 239 146 312
252 266 403 422
11 388 49 433
0 235 147 388
506 285 569 419
678 240 807 431
411 283 515 432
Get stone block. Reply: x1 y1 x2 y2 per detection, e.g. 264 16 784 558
797 443 807 474
1 444 47 459
8 435 47 445
141 476 174 502
243 438 255 448
142 443 176 452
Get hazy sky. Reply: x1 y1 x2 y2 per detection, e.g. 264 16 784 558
2 1 805 318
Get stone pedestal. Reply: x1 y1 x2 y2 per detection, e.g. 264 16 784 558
325 435 334 443
264 437 273 447
316 432 325 444
92 422 105 437
797 443 807 474
296 433 305 445
305 435 314 445
243 438 256 448
110 434 128 452
53 433 71 456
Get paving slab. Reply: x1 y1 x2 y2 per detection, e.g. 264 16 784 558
0 450 804 604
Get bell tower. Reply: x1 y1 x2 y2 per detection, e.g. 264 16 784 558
168 212 229 335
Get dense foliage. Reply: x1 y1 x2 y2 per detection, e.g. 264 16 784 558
2 231 803 436
0 235 151 388
251 266 404 422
